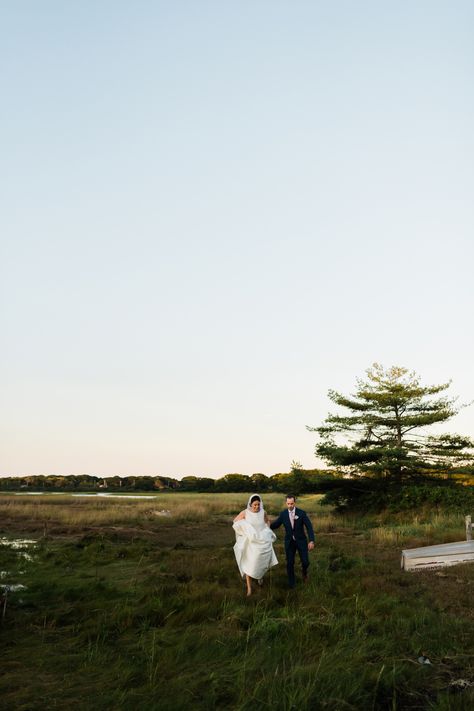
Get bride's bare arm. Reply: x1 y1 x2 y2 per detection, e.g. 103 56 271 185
233 510 246 522
264 513 269 524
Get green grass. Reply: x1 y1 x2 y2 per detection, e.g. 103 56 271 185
1 494 473 710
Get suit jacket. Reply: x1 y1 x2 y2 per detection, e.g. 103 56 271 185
270 507 314 550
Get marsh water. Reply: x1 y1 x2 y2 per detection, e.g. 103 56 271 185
0 537 36 593
13 492 159 499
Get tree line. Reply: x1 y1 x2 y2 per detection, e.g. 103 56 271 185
0 467 339 494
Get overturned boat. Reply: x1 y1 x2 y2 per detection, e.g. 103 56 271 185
401 539 474 571
401 515 473 571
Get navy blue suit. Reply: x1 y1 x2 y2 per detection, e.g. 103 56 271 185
270 507 315 587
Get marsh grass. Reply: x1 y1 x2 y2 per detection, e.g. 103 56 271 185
0 492 290 530
1 494 473 709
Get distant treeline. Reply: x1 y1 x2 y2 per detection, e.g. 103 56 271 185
0 470 341 494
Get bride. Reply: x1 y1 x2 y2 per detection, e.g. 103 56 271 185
233 494 278 596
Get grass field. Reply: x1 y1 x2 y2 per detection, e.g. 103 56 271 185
1 493 473 710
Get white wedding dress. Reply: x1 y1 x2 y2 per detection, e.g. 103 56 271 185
233 497 278 580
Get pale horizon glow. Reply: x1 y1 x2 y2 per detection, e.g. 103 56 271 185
1 2 473 479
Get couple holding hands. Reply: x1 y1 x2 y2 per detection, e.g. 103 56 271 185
233 494 315 596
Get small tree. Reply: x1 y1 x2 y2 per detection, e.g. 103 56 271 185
215 474 251 492
250 473 270 491
179 476 200 491
308 364 474 503
289 460 308 495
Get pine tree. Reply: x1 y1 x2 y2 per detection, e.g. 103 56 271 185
308 364 474 488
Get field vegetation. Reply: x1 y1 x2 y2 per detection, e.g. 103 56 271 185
1 493 474 710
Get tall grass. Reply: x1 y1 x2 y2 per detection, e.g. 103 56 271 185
1 494 473 709
369 511 471 547
0 493 321 527
1 494 469 546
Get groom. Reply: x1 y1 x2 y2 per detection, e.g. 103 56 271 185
270 494 315 588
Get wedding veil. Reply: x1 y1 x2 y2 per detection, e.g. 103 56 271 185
246 494 265 526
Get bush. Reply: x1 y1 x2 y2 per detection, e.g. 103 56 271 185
321 478 474 513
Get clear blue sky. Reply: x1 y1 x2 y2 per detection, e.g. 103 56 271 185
1 1 473 478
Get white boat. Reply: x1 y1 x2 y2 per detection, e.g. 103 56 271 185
401 540 474 571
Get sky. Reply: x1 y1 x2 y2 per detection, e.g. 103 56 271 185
1 1 473 479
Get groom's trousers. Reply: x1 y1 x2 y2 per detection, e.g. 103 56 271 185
286 539 309 588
